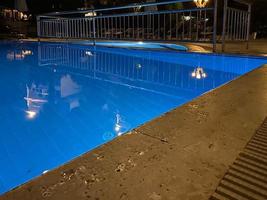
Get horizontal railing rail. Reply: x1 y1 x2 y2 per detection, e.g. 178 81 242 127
40 0 193 16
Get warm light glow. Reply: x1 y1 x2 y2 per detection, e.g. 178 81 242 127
6 50 33 61
26 110 37 119
85 12 96 17
183 16 192 21
22 50 32 55
191 67 207 79
134 5 142 12
193 0 209 8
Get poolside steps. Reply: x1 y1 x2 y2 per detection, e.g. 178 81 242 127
210 118 267 200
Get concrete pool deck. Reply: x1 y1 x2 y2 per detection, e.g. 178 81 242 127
1 58 267 199
184 39 267 56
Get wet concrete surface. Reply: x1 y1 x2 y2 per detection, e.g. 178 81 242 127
184 39 267 56
1 62 267 200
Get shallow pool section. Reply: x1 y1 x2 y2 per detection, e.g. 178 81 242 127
0 41 266 195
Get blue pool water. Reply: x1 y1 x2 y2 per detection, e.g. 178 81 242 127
0 41 266 194
73 41 188 51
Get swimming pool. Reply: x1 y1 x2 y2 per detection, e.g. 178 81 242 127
0 41 266 195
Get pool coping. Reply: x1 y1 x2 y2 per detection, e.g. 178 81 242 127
1 59 267 199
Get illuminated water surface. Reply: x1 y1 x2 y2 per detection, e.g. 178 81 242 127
0 41 266 194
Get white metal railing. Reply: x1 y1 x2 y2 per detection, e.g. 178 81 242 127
37 0 252 52
37 0 217 45
221 0 252 51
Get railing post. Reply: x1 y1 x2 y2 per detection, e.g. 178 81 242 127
222 0 228 52
66 19 69 39
246 4 251 49
213 0 218 52
37 16 41 41
93 17 96 45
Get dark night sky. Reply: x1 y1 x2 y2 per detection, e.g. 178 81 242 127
0 0 266 34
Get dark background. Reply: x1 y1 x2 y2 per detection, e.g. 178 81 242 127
0 0 266 38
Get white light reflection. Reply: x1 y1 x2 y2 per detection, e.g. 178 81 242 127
26 111 37 119
85 51 94 56
191 67 207 80
114 113 121 133
136 64 142 69
24 84 49 120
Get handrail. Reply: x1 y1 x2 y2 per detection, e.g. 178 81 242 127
39 7 213 20
40 0 193 17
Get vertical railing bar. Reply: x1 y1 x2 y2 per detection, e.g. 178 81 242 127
152 14 155 40
132 15 135 39
234 11 238 40
124 15 126 39
213 0 218 52
190 11 193 40
244 11 247 40
149 14 152 40
142 14 145 40
137 15 140 39
116 16 118 39
111 17 114 39
196 10 199 41
176 13 178 40
238 11 242 40
182 12 185 40
99 18 102 38
246 4 251 49
244 12 248 40
158 13 160 40
97 18 100 38
120 16 122 39
240 11 243 40
169 13 172 40
226 8 230 40
236 11 241 40
163 13 166 40
222 0 228 52
230 9 234 40
107 17 110 39
243 11 246 40
81 19 83 38
241 11 244 40
127 16 131 38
